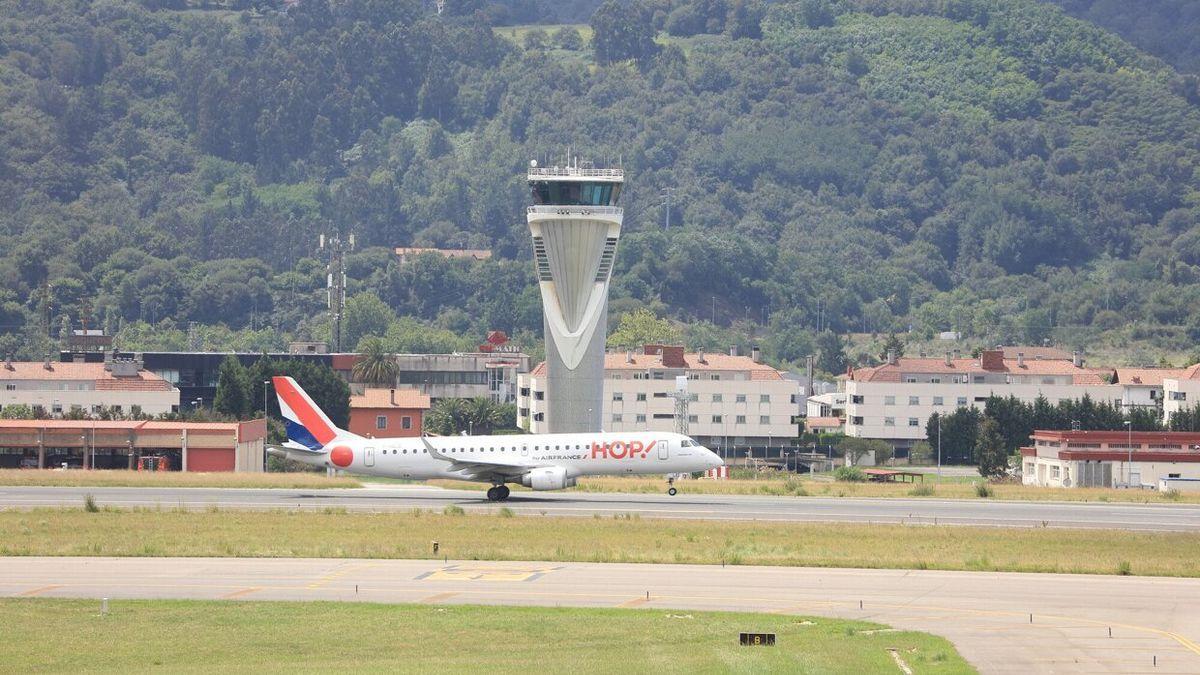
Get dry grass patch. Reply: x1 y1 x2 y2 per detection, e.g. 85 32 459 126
1 509 1196 577
0 469 359 489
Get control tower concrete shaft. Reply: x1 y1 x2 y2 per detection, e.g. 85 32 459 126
527 162 623 433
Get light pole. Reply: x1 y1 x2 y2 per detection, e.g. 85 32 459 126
937 413 942 480
263 381 270 473
1124 420 1132 487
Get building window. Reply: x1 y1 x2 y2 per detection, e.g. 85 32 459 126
534 391 545 400
735 415 746 424
52 403 62 414
612 414 622 423
710 374 720 381
884 396 895 405
933 396 943 406
908 396 919 406
636 414 646 423
759 415 769 425
4 384 14 391
851 395 864 404
533 413 544 421
612 392 623 401
402 417 412 430
652 372 665 380
930 377 940 384
956 397 968 406
688 415 698 423
908 418 919 427
376 416 387 430
760 394 770 403
712 394 722 402
1051 465 1060 479
904 377 916 383
736 394 746 403
884 417 895 426
851 416 863 425
636 393 646 401
712 415 722 423
973 375 985 383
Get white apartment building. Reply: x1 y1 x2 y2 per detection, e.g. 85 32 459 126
1163 365 1200 425
844 349 1120 448
0 359 180 416
517 345 802 455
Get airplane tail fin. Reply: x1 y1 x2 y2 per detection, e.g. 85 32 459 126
272 376 357 450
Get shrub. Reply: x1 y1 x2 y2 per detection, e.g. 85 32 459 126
83 494 99 513
833 466 866 482
974 482 993 498
443 505 465 516
1118 561 1132 575
908 484 935 497
1161 489 1181 501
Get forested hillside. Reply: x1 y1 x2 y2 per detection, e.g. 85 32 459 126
1045 0 1200 74
1 0 1199 373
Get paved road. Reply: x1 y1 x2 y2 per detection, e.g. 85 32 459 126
3 556 1198 673
3 484 1200 531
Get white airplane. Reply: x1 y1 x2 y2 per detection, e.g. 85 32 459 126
269 376 723 501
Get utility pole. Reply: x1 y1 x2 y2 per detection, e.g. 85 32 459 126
661 188 675 230
671 376 689 436
937 413 942 480
321 231 354 352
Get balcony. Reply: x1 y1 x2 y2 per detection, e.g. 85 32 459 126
527 205 622 218
528 166 623 179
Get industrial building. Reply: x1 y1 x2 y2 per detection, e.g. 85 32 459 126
1021 430 1200 490
349 388 430 438
527 162 623 433
517 344 802 457
1 358 179 416
0 419 266 471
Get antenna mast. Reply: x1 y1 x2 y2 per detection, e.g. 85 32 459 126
671 375 690 436
321 231 355 352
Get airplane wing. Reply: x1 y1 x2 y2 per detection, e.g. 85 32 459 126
420 435 538 480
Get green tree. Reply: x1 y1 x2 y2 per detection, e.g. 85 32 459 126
352 336 398 386
975 416 1009 479
344 292 396 351
926 408 982 465
523 28 548 51
249 358 351 428
815 331 847 374
878 332 905 362
552 26 584 50
590 0 658 65
214 355 250 419
608 308 682 350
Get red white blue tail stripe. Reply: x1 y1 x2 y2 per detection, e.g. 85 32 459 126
273 376 339 451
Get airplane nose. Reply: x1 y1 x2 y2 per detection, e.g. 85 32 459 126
707 450 723 468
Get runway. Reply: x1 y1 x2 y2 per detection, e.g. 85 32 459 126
3 556 1198 673
3 484 1200 531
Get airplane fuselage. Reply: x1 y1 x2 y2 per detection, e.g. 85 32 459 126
284 431 719 483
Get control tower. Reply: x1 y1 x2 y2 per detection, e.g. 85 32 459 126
527 160 624 433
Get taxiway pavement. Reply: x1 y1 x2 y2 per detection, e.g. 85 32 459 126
3 556 1198 673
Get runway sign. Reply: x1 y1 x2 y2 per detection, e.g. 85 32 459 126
739 632 776 646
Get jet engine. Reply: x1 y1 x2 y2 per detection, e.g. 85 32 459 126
521 466 576 491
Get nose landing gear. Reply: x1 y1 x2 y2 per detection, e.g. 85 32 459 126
667 476 677 496
486 485 511 502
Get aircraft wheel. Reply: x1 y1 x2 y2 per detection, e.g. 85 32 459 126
498 485 510 501
668 487 677 496
486 487 501 502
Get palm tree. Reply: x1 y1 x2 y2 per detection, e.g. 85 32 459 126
352 336 398 386
425 398 469 435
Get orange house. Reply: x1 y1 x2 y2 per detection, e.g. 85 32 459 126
349 388 430 438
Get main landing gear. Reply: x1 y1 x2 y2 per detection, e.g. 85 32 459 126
667 476 677 497
486 485 511 502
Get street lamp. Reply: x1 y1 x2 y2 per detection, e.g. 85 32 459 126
263 381 271 473
937 413 942 480
1123 420 1132 487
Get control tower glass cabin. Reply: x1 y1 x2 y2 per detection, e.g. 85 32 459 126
527 162 624 433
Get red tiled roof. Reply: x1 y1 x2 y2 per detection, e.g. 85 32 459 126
1113 368 1185 386
849 357 1110 385
805 416 843 430
604 352 783 379
1183 364 1200 380
350 388 431 410
0 362 172 391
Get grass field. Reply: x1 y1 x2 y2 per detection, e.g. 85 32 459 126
494 23 594 45
0 469 360 489
0 599 972 674
2 509 1196 577
421 475 1200 504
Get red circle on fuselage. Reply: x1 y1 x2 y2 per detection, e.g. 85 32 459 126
330 445 353 467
